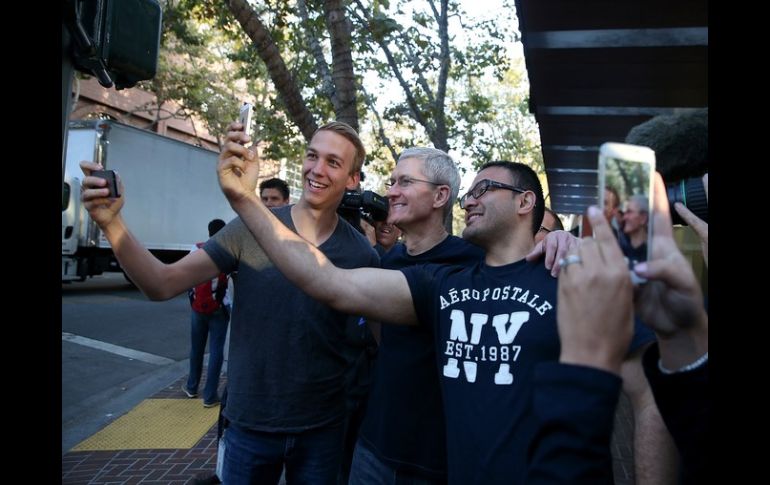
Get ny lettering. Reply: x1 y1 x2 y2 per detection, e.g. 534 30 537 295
443 310 529 385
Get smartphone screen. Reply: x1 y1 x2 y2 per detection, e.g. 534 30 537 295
598 142 655 283
239 102 253 138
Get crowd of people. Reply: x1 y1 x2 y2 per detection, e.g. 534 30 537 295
79 108 708 484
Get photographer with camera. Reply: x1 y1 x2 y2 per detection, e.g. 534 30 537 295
338 189 390 228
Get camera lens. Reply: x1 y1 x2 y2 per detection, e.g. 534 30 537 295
666 177 708 226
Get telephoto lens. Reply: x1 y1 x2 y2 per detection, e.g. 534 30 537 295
666 177 708 226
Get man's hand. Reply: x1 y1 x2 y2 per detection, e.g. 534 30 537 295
632 173 707 370
526 230 580 277
218 121 261 207
673 173 708 266
80 161 125 228
557 206 633 375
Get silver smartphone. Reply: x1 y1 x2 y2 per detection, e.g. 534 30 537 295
598 142 655 284
239 102 253 138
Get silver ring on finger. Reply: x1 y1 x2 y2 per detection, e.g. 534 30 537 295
558 253 582 270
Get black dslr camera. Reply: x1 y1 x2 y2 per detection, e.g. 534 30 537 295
667 176 708 226
338 190 389 228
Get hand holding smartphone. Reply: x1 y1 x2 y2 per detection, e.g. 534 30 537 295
597 142 655 284
91 169 120 198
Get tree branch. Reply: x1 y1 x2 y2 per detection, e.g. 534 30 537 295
350 0 433 135
226 0 317 141
296 0 338 106
360 86 399 163
396 29 436 106
431 0 450 151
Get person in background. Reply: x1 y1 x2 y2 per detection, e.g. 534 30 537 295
259 177 291 207
373 220 402 256
534 207 564 244
619 195 650 267
183 218 230 408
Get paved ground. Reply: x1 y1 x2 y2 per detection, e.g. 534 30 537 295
62 374 223 485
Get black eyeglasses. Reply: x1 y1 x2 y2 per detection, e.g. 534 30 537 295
385 175 442 189
459 179 526 209
537 225 553 234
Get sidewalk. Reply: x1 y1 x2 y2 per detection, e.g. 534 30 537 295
62 374 223 485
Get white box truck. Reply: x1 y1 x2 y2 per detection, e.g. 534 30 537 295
62 120 236 282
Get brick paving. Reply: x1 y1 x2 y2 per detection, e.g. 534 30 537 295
62 375 222 485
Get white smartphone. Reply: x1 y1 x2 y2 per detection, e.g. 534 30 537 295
598 142 655 284
239 102 254 138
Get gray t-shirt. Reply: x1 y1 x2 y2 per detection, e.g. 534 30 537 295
205 205 380 432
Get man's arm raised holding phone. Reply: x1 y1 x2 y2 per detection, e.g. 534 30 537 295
218 124 418 325
79 161 222 300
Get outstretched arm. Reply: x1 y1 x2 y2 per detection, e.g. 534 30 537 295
80 161 221 300
217 128 417 325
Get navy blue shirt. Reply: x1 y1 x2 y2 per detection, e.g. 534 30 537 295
403 259 559 485
359 236 484 479
527 363 621 484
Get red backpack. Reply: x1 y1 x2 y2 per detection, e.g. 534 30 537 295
189 243 228 314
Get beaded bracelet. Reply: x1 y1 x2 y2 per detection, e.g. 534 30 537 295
658 352 708 375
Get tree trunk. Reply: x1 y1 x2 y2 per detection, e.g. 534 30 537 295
429 0 450 153
226 0 318 141
323 0 359 132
